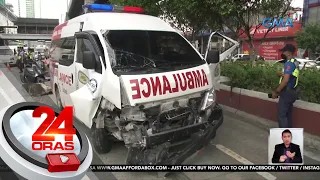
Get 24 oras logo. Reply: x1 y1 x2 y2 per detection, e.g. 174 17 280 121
32 106 76 151
0 102 92 180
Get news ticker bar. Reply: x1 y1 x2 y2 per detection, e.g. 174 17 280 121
1 165 319 172
89 165 320 172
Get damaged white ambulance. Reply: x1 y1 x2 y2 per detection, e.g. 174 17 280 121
49 3 239 165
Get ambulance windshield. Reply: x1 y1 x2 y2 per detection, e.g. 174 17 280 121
103 30 205 74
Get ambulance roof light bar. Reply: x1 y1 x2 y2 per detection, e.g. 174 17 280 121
82 4 144 14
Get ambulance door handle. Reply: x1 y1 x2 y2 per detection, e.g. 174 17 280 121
71 73 73 84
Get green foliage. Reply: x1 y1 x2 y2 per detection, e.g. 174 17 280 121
221 61 320 104
296 23 320 52
204 0 292 32
110 0 292 41
110 0 163 16
110 0 211 33
161 0 213 33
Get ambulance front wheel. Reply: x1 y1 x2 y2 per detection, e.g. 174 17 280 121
91 123 113 154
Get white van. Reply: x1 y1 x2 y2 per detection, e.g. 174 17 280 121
0 46 15 65
50 3 238 165
231 54 250 61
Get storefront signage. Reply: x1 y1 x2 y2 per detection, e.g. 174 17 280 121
262 17 293 28
242 40 297 60
239 22 301 39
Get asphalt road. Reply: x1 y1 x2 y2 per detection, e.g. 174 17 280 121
1 65 320 180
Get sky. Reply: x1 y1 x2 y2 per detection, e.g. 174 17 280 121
291 0 304 8
6 0 70 22
5 0 304 23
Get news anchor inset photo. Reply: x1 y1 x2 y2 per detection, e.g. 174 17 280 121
269 128 303 164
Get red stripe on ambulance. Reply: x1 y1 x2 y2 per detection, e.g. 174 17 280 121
51 21 68 41
130 69 209 99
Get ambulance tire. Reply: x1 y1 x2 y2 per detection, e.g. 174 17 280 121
92 123 112 154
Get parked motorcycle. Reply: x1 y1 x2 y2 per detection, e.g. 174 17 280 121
20 58 49 83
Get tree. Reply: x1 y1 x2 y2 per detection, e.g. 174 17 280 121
111 0 216 40
110 0 163 16
202 0 292 60
296 23 320 59
158 0 214 40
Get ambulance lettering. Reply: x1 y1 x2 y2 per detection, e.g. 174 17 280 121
50 62 58 77
59 73 72 86
130 69 209 99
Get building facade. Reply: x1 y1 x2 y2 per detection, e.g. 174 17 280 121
0 0 5 6
15 17 59 34
240 22 302 60
25 0 35 18
238 7 303 60
0 4 17 34
303 0 320 23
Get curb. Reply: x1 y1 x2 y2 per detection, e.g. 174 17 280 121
220 104 320 151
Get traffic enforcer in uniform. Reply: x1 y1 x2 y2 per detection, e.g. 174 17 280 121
272 44 299 128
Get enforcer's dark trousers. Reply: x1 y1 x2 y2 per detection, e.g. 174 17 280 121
17 60 24 72
278 88 298 128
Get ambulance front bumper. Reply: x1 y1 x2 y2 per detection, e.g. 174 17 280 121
125 104 223 165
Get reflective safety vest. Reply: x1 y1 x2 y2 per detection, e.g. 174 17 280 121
279 58 299 88
27 53 32 60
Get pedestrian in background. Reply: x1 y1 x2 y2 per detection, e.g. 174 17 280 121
272 44 299 128
17 48 24 73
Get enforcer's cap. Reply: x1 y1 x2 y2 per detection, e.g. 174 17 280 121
280 44 296 53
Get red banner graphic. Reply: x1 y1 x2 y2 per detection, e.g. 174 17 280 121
242 39 297 60
239 22 302 39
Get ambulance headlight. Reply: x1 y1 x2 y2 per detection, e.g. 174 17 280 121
200 88 216 111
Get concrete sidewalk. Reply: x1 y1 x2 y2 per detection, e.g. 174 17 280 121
221 104 320 159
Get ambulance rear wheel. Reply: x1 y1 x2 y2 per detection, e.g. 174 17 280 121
92 123 112 154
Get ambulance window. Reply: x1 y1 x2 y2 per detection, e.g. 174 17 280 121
105 30 204 71
59 37 75 66
93 34 106 68
50 39 63 62
76 38 102 73
149 31 203 63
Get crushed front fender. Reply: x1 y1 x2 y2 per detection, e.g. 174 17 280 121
125 104 223 165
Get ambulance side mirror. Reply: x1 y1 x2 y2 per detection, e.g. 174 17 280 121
83 51 95 69
206 50 220 64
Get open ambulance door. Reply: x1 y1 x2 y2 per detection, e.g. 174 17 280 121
69 31 121 129
204 32 239 90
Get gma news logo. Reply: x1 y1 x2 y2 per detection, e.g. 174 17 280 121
31 106 75 151
0 102 92 179
262 13 294 28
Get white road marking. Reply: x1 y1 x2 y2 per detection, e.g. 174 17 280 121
81 174 91 180
304 150 320 162
0 86 13 104
0 70 19 104
215 144 277 180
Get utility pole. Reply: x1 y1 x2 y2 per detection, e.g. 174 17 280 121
18 0 21 17
39 0 42 18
